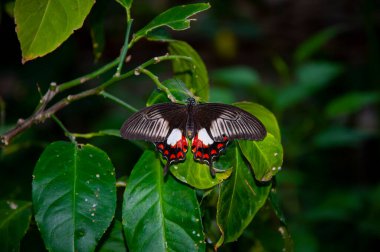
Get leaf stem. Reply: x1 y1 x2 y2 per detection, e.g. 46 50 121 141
51 115 76 143
115 19 133 77
99 91 138 112
138 68 177 102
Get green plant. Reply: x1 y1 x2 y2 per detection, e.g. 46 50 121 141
0 1 287 251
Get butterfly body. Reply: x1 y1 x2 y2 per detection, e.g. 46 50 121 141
121 98 266 176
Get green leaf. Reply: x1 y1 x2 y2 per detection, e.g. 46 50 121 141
32 141 116 252
211 66 260 88
0 200 32 251
170 144 233 190
146 78 194 106
168 40 209 101
122 150 205 252
216 146 271 247
114 0 132 9
98 220 126 252
133 3 210 43
294 26 341 63
14 0 95 62
325 92 380 117
239 134 283 182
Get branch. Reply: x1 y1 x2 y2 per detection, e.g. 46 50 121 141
0 54 192 147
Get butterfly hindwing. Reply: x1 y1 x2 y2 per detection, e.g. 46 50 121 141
155 129 188 174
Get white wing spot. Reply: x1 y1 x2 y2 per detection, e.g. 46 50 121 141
167 128 182 146
198 128 214 145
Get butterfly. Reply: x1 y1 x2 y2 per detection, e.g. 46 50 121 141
120 98 266 176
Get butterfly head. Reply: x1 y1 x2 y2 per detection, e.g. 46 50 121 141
187 97 196 106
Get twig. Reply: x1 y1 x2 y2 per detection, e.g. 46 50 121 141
115 20 133 77
100 91 138 112
138 68 177 102
51 115 76 143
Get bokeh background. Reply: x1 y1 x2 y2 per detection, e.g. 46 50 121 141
1 0 379 251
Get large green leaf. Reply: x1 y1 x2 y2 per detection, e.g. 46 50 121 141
239 135 283 182
234 102 283 181
0 200 32 251
32 141 116 252
170 144 233 190
133 3 210 43
122 150 205 252
168 40 209 101
14 0 95 62
216 146 271 247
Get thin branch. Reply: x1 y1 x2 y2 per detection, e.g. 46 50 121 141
100 91 138 112
138 68 177 102
59 58 119 92
51 115 76 143
115 20 133 77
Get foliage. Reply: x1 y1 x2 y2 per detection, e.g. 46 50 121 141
0 1 286 251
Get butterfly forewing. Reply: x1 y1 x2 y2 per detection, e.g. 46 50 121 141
193 103 266 142
120 103 187 142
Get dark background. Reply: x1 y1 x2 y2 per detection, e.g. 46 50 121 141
1 0 379 251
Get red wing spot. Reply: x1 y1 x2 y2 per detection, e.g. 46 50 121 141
211 149 217 155
164 150 169 155
157 143 164 150
183 147 188 153
223 136 228 141
203 144 208 148
177 152 184 158
196 151 202 158
203 154 210 159
217 143 224 149
170 154 176 160
192 147 196 153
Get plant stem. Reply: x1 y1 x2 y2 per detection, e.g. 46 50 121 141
51 115 76 143
59 58 119 92
99 91 138 112
138 68 177 102
115 20 133 77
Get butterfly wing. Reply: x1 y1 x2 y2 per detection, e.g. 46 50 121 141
191 103 266 176
120 103 187 142
193 103 266 141
120 103 188 174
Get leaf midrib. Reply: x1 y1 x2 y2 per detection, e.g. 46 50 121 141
27 0 52 52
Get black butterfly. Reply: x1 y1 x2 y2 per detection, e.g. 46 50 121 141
120 98 266 176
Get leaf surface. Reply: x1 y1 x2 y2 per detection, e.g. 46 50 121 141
122 150 205 252
32 141 116 252
15 0 95 62
133 3 210 43
216 145 271 247
169 40 209 101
